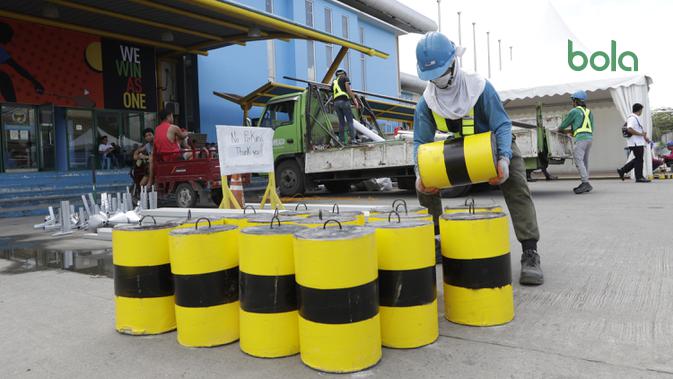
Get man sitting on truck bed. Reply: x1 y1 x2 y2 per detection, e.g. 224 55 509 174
154 109 191 161
331 69 360 144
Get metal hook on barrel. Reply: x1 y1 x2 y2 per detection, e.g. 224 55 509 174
388 210 401 223
332 203 340 214
395 201 409 215
194 217 211 230
139 215 157 225
270 215 281 229
295 202 308 211
243 205 256 214
323 219 343 230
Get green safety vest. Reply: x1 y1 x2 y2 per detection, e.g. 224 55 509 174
431 108 475 137
333 78 349 100
574 106 593 136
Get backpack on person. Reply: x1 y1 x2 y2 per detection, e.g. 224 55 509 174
621 115 638 138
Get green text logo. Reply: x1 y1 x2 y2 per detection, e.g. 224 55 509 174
568 40 638 72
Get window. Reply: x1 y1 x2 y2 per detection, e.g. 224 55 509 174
66 109 94 170
2 105 37 172
260 101 295 130
325 8 333 66
359 26 366 91
341 16 350 75
306 0 315 80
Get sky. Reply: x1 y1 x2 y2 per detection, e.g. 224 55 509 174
396 0 671 108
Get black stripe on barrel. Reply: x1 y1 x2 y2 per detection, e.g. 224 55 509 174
297 279 378 324
442 253 512 289
239 272 297 314
378 267 436 307
114 264 174 298
173 267 239 307
443 138 471 186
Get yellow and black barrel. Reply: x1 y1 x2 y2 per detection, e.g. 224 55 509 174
368 203 432 223
168 218 240 347
222 205 258 228
417 131 497 189
370 199 428 216
112 217 177 335
239 218 307 358
444 198 503 214
370 213 438 348
439 212 514 326
295 214 359 228
293 221 381 373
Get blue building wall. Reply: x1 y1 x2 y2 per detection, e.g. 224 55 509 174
197 0 401 141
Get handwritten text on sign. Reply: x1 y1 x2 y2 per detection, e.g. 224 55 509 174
216 125 274 175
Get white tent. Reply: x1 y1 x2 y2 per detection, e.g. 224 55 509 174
498 75 654 178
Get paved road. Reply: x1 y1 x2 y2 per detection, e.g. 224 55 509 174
0 179 672 378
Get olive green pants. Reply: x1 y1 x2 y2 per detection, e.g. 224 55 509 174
418 141 540 247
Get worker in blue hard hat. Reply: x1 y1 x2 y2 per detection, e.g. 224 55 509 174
557 90 595 193
413 31 543 286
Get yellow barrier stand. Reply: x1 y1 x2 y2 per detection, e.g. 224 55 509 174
370 212 438 348
444 198 503 214
112 217 177 335
439 211 514 326
418 131 497 189
239 217 307 358
169 218 240 347
294 221 381 373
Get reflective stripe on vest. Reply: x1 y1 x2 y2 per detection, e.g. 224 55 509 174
333 78 349 100
431 109 475 137
574 106 593 136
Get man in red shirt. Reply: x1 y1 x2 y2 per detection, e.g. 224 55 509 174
154 110 191 161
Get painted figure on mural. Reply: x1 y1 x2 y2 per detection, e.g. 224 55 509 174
0 22 44 102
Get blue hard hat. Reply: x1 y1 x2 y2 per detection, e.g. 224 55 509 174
667 141 673 147
416 32 456 81
571 90 588 101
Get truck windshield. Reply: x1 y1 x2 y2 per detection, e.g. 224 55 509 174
260 101 294 129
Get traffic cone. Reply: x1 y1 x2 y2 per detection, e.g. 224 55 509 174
231 174 245 208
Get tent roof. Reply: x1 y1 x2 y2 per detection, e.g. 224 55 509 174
500 75 653 109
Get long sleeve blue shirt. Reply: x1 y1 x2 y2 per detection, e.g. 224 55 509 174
413 81 513 164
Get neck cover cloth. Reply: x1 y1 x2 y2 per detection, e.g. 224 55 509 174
423 48 486 120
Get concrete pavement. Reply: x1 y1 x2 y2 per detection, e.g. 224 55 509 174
1 179 672 378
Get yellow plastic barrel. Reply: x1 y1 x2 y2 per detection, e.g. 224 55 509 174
294 221 381 373
368 204 433 223
439 212 514 326
370 215 438 348
112 217 177 335
295 214 359 228
222 205 258 228
444 198 503 214
168 218 240 347
318 204 365 225
278 203 313 218
239 218 307 358
418 131 497 189
369 199 428 216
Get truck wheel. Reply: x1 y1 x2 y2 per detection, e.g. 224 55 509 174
440 185 472 198
396 177 416 191
325 182 351 193
175 183 197 208
276 160 304 196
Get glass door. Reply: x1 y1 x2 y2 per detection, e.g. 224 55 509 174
1 105 38 172
38 104 55 171
66 109 94 170
95 111 123 169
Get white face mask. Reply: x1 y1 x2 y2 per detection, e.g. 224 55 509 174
430 62 456 89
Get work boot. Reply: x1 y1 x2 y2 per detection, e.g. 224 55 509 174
636 178 651 183
573 182 591 194
520 249 544 285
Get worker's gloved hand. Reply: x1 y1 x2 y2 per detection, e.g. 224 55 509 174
488 157 510 185
415 176 439 195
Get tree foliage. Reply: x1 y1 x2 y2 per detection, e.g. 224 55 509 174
652 108 673 140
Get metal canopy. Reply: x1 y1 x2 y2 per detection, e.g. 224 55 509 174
366 99 415 123
0 0 389 58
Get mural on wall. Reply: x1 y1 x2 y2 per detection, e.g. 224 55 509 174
0 17 157 112
101 39 157 112
0 16 103 108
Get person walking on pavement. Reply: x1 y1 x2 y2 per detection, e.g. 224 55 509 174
557 91 594 194
331 69 360 144
413 32 544 285
617 103 651 182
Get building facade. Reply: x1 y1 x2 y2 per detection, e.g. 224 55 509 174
197 0 433 140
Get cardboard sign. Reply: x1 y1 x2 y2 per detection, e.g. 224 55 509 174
216 125 274 176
